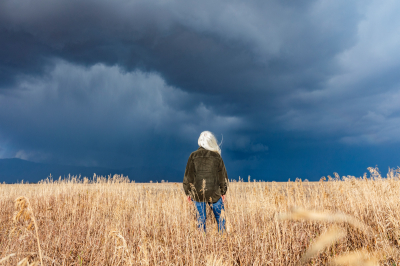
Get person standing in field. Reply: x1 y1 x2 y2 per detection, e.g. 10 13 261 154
183 131 228 232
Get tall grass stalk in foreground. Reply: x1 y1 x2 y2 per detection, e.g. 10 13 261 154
1 169 400 265
9 197 43 266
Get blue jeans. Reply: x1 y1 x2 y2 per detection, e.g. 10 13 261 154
194 197 225 232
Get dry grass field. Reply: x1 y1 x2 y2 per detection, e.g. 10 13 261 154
1 167 400 265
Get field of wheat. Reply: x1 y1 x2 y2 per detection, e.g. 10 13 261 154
1 167 400 265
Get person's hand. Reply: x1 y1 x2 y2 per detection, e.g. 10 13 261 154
187 196 192 203
221 195 225 203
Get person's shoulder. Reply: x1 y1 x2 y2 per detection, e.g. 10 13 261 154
211 151 222 159
189 149 202 157
190 149 203 157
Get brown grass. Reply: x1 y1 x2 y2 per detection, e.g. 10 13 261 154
1 168 400 265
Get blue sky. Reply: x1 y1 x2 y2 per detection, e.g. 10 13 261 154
1 0 400 181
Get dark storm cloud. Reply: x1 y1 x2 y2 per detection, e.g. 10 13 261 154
1 0 400 180
0 60 243 168
0 0 360 96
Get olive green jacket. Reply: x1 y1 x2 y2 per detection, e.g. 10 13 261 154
183 147 228 203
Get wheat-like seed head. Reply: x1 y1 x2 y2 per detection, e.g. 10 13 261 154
13 196 32 223
15 196 29 210
330 249 379 266
301 225 347 262
17 257 30 266
201 179 206 194
278 208 373 235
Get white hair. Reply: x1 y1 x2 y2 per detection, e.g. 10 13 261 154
198 131 222 155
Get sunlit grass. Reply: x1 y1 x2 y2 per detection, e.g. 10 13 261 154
1 168 400 265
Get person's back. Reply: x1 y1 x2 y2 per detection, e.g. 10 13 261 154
184 147 227 203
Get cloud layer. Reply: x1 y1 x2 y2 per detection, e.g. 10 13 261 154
1 0 400 180
0 60 244 168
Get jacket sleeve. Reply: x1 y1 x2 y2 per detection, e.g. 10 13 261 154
183 154 195 196
218 158 228 195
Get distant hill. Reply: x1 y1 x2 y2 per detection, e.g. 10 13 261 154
0 158 183 183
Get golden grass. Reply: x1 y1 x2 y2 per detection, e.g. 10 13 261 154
12 196 43 266
1 168 400 265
